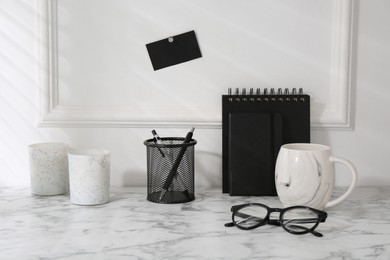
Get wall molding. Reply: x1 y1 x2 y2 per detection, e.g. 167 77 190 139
35 0 355 129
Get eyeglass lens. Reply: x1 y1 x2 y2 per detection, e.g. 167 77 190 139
233 205 268 229
281 208 319 234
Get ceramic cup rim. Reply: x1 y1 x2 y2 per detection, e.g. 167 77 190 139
281 143 330 152
69 148 110 156
28 142 69 149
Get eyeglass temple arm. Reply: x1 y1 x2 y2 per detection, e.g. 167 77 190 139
286 224 323 237
230 212 294 226
266 217 325 226
268 219 281 226
284 217 321 224
234 212 263 221
224 212 266 227
283 218 325 237
229 212 282 227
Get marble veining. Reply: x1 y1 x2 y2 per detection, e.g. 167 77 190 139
0 187 389 259
275 150 332 210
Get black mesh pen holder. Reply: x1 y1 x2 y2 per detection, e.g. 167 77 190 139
144 137 196 204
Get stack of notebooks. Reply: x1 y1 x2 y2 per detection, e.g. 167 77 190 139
222 88 310 196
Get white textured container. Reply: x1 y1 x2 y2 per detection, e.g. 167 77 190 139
68 149 111 205
28 143 69 195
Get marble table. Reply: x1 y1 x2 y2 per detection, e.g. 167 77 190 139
0 187 389 259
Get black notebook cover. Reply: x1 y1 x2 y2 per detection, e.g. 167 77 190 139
222 88 310 195
229 113 278 196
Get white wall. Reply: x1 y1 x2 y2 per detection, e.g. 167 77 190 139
1 0 390 188
312 0 390 186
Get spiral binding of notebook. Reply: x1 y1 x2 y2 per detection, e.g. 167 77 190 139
222 87 310 196
227 87 307 102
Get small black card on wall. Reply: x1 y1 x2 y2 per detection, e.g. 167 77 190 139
146 30 202 71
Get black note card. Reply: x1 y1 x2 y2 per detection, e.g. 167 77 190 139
146 30 202 71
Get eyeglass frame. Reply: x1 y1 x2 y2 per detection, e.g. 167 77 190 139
225 203 328 237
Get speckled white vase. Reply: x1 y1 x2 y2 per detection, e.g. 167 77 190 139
28 143 69 195
275 143 358 210
68 149 111 206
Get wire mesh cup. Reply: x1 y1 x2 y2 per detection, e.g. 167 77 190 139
144 137 196 203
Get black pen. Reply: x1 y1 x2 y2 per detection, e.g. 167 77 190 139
159 127 195 202
152 130 165 157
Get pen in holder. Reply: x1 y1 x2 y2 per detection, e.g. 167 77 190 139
144 135 196 204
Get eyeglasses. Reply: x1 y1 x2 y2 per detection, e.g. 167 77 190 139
225 203 327 237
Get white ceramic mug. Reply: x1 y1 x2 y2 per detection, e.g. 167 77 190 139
68 149 111 205
275 143 358 210
28 142 69 195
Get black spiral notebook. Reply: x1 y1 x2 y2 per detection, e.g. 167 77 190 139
222 88 310 195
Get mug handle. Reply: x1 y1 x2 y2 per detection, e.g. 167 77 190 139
325 156 358 209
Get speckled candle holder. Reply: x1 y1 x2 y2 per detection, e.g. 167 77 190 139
28 142 70 196
68 149 111 206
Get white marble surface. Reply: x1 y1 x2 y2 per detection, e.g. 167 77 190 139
0 187 389 260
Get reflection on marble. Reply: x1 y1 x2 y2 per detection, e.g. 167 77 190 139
0 187 389 259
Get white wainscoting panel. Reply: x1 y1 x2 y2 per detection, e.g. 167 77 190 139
35 0 355 129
